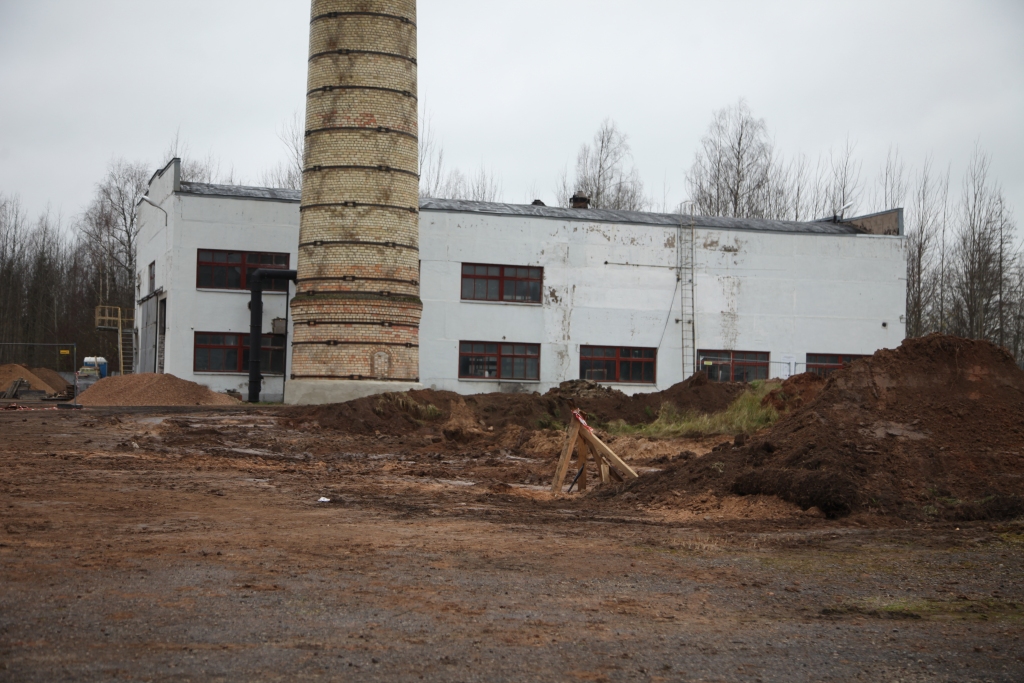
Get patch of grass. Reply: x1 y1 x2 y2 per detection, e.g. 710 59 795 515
605 381 780 438
373 393 443 421
536 414 564 430
824 596 1024 622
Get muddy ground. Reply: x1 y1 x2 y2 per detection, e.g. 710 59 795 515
2 405 1022 682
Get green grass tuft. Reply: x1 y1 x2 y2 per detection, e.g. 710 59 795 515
373 393 443 421
605 380 780 438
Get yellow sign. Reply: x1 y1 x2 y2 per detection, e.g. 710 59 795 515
703 360 713 366
60 349 70 355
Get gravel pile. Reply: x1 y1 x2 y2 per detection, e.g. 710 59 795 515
0 364 61 394
78 373 240 406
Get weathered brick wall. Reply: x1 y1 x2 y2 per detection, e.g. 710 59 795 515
291 0 420 383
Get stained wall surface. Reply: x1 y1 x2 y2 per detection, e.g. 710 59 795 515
418 209 906 394
136 176 907 399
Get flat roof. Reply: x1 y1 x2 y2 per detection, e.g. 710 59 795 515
174 183 863 235
420 198 862 235
178 182 302 203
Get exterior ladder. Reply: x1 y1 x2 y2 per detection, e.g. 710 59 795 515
96 305 135 375
677 219 697 378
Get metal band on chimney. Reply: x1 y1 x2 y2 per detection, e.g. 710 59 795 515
290 0 420 388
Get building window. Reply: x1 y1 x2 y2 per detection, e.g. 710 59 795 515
580 346 656 383
806 353 866 377
196 250 290 291
699 350 769 383
461 264 542 303
458 342 540 380
194 332 286 374
148 261 156 294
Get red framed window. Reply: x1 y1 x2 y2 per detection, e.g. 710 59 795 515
806 353 866 377
197 250 290 291
699 350 769 383
459 342 540 380
461 264 542 303
580 346 657 384
194 332 286 374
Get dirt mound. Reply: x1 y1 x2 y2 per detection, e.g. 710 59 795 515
612 335 1024 520
78 373 240 406
285 374 748 438
0 364 59 394
285 389 565 436
546 374 745 425
29 367 71 392
761 372 825 412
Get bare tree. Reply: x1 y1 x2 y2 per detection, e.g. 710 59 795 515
559 119 648 210
259 111 304 190
872 145 908 212
947 147 1016 342
77 158 150 309
163 130 237 185
818 137 863 218
904 158 941 337
419 107 504 201
685 100 779 219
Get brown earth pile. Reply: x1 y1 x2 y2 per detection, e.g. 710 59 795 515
610 335 1024 521
0 364 59 394
29 367 71 392
761 372 825 412
285 374 746 436
78 373 240 406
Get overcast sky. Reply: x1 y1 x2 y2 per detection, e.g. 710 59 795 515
1 1 1022 225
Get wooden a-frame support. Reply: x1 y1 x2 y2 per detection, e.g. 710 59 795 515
551 410 638 493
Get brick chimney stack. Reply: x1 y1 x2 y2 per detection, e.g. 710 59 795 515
286 0 422 405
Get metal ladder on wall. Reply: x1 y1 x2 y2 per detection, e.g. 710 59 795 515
121 326 135 375
96 306 136 375
677 220 696 378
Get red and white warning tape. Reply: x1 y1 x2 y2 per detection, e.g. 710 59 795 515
571 409 594 434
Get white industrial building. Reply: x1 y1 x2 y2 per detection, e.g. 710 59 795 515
135 158 906 402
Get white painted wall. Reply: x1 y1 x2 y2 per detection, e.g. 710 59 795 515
136 162 299 401
419 210 906 395
137 176 906 401
691 228 906 374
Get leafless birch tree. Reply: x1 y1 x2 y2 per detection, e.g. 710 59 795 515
557 119 649 210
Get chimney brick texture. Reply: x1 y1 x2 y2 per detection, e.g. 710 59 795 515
291 0 420 383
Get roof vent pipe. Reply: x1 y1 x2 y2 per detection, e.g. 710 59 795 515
571 192 590 209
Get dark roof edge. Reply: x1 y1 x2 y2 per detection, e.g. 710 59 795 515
176 182 302 203
419 198 865 236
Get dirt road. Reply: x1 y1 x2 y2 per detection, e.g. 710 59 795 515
2 407 1022 681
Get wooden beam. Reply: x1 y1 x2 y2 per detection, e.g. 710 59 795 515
597 447 610 484
550 419 581 493
578 427 638 479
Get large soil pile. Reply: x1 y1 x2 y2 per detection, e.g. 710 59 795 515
29 368 71 392
78 374 240 406
0 364 60 394
761 372 825 412
285 375 745 436
613 335 1024 521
